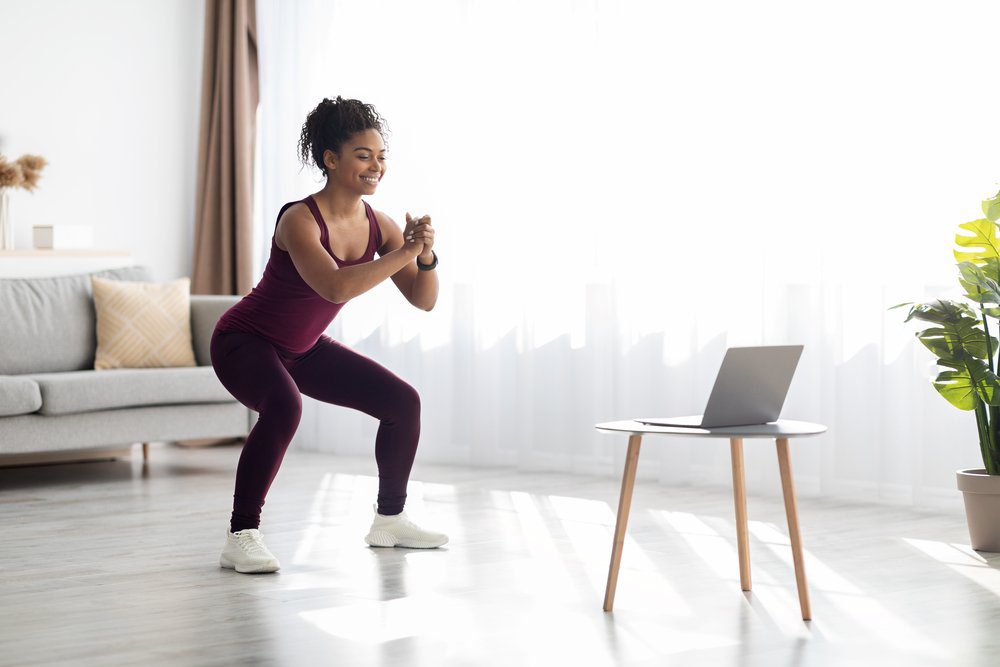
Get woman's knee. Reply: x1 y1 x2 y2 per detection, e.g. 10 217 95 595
385 382 420 423
260 391 303 434
403 383 420 414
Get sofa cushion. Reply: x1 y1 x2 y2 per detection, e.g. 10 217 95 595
91 276 197 370
0 376 42 416
0 266 152 375
28 367 237 416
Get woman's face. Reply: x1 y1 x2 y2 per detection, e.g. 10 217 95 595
324 128 387 193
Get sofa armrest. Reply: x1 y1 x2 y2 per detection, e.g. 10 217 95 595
190 295 239 366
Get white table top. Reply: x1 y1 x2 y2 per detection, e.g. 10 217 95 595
595 419 827 439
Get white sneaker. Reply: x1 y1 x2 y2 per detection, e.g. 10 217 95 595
364 503 449 549
220 528 281 573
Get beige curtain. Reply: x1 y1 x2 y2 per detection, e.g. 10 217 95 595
192 0 259 295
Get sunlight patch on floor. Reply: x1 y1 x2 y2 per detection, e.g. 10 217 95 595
652 510 809 637
905 537 1000 598
747 524 945 656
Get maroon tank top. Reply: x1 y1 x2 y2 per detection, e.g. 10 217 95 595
216 196 384 355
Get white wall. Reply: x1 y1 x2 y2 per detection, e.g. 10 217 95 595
0 0 204 281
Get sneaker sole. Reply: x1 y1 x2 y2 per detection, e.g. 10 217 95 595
365 530 448 549
220 555 281 573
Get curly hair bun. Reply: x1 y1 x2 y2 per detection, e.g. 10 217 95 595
298 96 389 177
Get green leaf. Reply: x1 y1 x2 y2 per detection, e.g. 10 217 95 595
983 191 1000 222
934 360 1000 409
936 358 965 371
958 261 1000 304
916 324 997 360
902 299 977 325
901 300 995 362
935 371 984 409
981 257 1000 286
955 219 1000 263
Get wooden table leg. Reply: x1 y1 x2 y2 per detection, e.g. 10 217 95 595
604 434 642 612
730 437 752 591
776 437 812 620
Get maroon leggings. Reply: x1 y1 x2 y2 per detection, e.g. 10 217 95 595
210 329 421 532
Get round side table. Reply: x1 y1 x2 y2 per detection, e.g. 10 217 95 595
595 419 827 621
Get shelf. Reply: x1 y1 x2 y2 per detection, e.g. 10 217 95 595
0 250 131 256
0 250 135 278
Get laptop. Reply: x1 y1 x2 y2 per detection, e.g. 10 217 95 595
636 345 803 428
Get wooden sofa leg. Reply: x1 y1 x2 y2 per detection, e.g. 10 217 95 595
142 442 149 462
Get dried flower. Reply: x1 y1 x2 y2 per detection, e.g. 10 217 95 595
0 155 24 189
0 153 46 191
16 154 46 192
16 154 46 172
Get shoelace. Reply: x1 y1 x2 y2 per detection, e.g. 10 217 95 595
392 515 431 534
236 531 271 557
377 512 439 536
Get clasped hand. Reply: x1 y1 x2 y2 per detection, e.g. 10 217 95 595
403 212 435 258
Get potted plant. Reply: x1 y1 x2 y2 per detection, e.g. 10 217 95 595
894 190 1000 551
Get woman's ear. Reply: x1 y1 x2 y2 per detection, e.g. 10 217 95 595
322 149 337 172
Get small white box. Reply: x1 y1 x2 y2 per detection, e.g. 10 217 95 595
32 225 94 250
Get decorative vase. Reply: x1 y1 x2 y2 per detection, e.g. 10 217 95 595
0 187 12 250
956 468 1000 551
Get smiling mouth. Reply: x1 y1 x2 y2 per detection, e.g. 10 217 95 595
361 176 379 184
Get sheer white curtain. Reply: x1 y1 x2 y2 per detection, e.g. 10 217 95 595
255 0 1000 509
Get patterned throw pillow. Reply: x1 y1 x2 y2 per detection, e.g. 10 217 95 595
91 276 197 370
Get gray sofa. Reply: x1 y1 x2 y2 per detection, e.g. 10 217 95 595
0 266 253 464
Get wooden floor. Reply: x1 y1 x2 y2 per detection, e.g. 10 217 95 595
2 443 999 667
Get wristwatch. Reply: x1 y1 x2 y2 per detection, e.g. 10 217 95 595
417 250 438 271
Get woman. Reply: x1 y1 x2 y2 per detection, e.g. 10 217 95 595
212 96 447 574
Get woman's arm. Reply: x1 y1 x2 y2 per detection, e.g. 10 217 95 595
410 252 438 311
282 207 422 304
